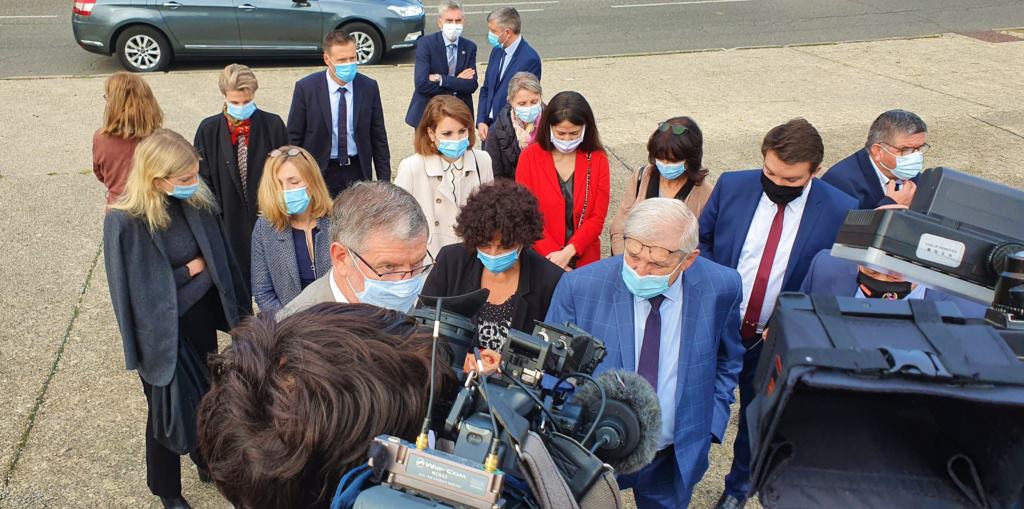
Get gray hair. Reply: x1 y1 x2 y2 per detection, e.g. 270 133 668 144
864 109 928 150
487 7 522 34
437 0 463 16
624 198 699 255
507 71 542 102
329 181 428 252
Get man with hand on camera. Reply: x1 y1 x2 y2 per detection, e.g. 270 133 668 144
545 198 745 508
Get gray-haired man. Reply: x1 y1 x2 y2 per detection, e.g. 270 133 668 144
822 109 930 208
277 181 431 319
477 7 542 142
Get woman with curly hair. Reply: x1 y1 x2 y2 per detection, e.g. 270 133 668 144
422 180 564 351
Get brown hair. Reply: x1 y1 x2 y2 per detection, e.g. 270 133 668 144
322 29 355 52
101 71 163 139
760 117 824 172
535 91 604 153
646 116 708 185
414 95 476 156
197 303 452 509
256 146 333 231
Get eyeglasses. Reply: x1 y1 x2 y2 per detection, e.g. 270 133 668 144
623 236 682 265
270 148 303 158
350 248 434 281
658 122 688 136
880 142 931 157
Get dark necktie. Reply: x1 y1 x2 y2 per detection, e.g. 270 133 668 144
638 294 666 391
337 87 348 160
741 205 786 343
447 44 457 76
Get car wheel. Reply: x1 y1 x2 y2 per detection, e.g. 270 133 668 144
115 25 171 72
342 22 383 65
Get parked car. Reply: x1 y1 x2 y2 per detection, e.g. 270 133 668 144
71 0 425 72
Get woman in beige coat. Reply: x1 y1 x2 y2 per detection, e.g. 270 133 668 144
397 95 494 257
609 116 714 255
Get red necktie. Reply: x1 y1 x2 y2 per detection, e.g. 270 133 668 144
741 205 786 343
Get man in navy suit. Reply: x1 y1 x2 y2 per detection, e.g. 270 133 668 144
287 29 390 197
476 7 541 143
404 1 478 128
547 198 744 508
698 118 857 509
822 109 929 208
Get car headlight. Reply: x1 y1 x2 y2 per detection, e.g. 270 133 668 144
387 5 423 17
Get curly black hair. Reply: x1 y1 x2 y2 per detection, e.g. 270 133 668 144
455 180 543 251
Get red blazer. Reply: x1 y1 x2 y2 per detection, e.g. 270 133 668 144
515 144 610 267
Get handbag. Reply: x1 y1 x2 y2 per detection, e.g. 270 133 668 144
148 336 210 455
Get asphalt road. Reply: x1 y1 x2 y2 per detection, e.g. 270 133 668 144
1 0 1024 77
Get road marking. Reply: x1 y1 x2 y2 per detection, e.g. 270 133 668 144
0 15 59 19
461 1 559 6
611 0 752 8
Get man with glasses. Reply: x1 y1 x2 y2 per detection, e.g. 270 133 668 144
546 198 744 509
277 181 431 320
823 109 929 208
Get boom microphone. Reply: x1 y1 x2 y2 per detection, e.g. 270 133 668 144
572 370 661 475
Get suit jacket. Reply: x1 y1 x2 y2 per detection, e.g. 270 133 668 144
423 243 565 333
799 249 988 318
195 108 288 289
405 32 478 128
477 37 541 126
250 215 332 314
822 148 919 209
698 169 858 293
275 272 338 322
103 205 251 386
286 71 391 181
545 256 745 505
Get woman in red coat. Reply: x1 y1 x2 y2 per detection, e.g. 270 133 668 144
515 91 609 269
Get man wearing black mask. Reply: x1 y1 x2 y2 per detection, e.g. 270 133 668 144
697 118 857 509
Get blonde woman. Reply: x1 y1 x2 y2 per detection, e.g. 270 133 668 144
485 71 543 179
93 71 163 206
103 129 250 509
250 146 333 314
195 64 287 289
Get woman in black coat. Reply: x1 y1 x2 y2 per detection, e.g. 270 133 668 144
485 71 544 180
104 129 251 509
195 64 288 293
423 180 564 352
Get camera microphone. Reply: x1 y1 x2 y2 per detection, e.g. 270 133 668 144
572 370 662 475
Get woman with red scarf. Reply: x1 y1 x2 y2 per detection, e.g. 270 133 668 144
194 64 287 294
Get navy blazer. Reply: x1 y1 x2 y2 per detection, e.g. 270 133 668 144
405 32 478 128
698 170 858 293
799 249 988 318
477 37 541 126
250 215 332 314
286 71 391 181
545 256 744 505
822 148 920 209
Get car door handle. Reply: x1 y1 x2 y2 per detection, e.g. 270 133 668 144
294 1 311 6
162 1 181 8
237 3 257 10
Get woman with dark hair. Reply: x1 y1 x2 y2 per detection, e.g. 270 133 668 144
423 180 564 351
609 116 714 255
515 91 610 269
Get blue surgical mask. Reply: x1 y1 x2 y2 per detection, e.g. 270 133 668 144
621 259 682 299
550 127 585 154
487 31 503 49
477 247 520 273
891 151 923 180
352 259 427 312
164 179 199 200
334 63 357 83
226 100 256 120
514 104 542 124
655 160 686 180
283 186 310 215
437 136 470 159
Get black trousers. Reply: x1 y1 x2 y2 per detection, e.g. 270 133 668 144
324 155 363 198
140 290 221 498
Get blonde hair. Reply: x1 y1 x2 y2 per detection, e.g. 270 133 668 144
256 146 333 231
218 63 259 95
101 71 163 139
112 129 215 231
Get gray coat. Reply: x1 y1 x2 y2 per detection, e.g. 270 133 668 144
275 272 338 321
103 205 252 386
250 216 332 313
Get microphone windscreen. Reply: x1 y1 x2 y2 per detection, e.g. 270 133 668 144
572 370 661 475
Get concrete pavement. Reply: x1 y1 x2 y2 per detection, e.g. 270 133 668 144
2 32 1024 508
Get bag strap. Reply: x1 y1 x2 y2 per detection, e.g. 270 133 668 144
519 431 581 509
676 178 697 201
634 165 646 199
810 295 859 350
577 153 592 231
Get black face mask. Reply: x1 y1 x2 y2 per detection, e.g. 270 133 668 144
760 172 806 205
857 271 913 300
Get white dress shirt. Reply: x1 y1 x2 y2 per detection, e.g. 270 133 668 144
736 180 812 332
326 70 357 160
632 274 683 450
328 267 352 304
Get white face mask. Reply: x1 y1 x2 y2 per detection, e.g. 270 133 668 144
550 126 586 153
441 23 463 42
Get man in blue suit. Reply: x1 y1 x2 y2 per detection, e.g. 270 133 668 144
287 29 390 197
404 1 478 128
547 198 745 508
698 118 857 509
822 109 929 208
476 7 541 143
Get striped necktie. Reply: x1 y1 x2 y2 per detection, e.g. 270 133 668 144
447 44 457 76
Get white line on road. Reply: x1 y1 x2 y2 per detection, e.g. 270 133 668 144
461 1 559 6
611 0 752 8
0 15 59 19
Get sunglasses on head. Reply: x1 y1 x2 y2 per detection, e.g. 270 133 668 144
270 148 302 158
658 122 688 135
